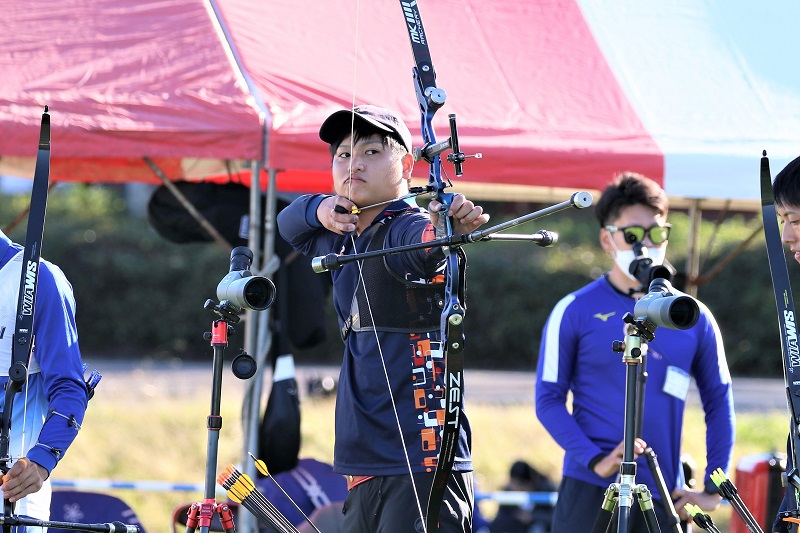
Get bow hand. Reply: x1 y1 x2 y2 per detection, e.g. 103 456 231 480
429 194 490 235
0 458 47 503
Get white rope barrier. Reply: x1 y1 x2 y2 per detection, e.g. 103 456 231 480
51 479 558 507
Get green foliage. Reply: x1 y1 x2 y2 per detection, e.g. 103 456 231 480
297 201 783 376
462 205 600 370
1 185 236 359
461 204 783 375
0 187 788 375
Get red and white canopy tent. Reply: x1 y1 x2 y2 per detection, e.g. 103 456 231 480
2 2 799 525
3 0 798 205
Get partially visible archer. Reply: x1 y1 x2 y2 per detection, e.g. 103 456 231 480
765 153 800 533
0 107 95 531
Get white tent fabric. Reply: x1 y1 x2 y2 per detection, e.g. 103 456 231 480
579 0 800 200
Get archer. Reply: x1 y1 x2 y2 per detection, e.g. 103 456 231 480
277 104 488 533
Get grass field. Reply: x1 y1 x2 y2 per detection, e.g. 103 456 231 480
53 368 788 533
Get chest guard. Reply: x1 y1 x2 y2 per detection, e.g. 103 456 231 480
344 213 446 339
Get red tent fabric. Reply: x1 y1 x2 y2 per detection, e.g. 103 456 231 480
215 0 663 196
2 0 799 203
0 0 660 199
0 0 263 183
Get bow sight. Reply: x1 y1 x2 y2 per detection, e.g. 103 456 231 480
413 114 482 176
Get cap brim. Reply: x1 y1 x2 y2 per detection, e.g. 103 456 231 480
319 110 394 146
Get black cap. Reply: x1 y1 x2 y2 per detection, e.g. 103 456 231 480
319 104 413 152
776 154 800 182
773 154 800 206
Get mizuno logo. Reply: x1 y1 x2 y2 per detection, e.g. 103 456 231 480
784 310 800 368
401 1 425 45
593 311 616 322
21 260 37 316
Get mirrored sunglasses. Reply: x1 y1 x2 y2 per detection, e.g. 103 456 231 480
605 224 672 245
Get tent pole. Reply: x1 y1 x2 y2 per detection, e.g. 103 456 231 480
204 4 275 529
685 199 702 297
240 161 278 533
240 159 261 533
694 225 762 287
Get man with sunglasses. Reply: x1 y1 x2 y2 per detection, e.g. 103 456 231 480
535 172 735 532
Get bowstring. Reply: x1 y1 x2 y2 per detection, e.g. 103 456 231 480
18 369 29 463
345 1 426 528
13 277 32 478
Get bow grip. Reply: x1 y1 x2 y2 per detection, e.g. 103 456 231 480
433 190 456 239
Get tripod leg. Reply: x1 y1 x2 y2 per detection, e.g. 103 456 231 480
216 503 236 533
636 485 662 533
644 448 683 533
610 506 620 533
617 482 633 533
592 485 618 533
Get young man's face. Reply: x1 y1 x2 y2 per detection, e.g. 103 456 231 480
600 203 669 254
778 203 800 264
331 133 412 208
599 203 669 289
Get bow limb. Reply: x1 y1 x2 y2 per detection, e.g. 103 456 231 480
2 106 50 528
760 152 800 521
398 2 467 531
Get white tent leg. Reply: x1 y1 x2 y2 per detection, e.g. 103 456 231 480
240 164 279 533
685 199 702 297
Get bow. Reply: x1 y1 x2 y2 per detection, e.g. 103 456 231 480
760 151 800 529
1 106 50 528
397 2 467 531
334 2 467 528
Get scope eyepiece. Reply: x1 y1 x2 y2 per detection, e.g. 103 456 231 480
229 246 254 272
629 243 675 288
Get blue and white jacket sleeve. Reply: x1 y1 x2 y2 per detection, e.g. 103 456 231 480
28 262 88 475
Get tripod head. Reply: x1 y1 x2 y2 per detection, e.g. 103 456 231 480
205 298 242 324
612 313 655 365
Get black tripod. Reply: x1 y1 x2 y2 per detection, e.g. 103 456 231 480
634 343 685 533
592 313 663 533
184 301 259 533
180 247 274 533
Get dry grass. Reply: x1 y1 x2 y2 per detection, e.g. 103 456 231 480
53 366 788 533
